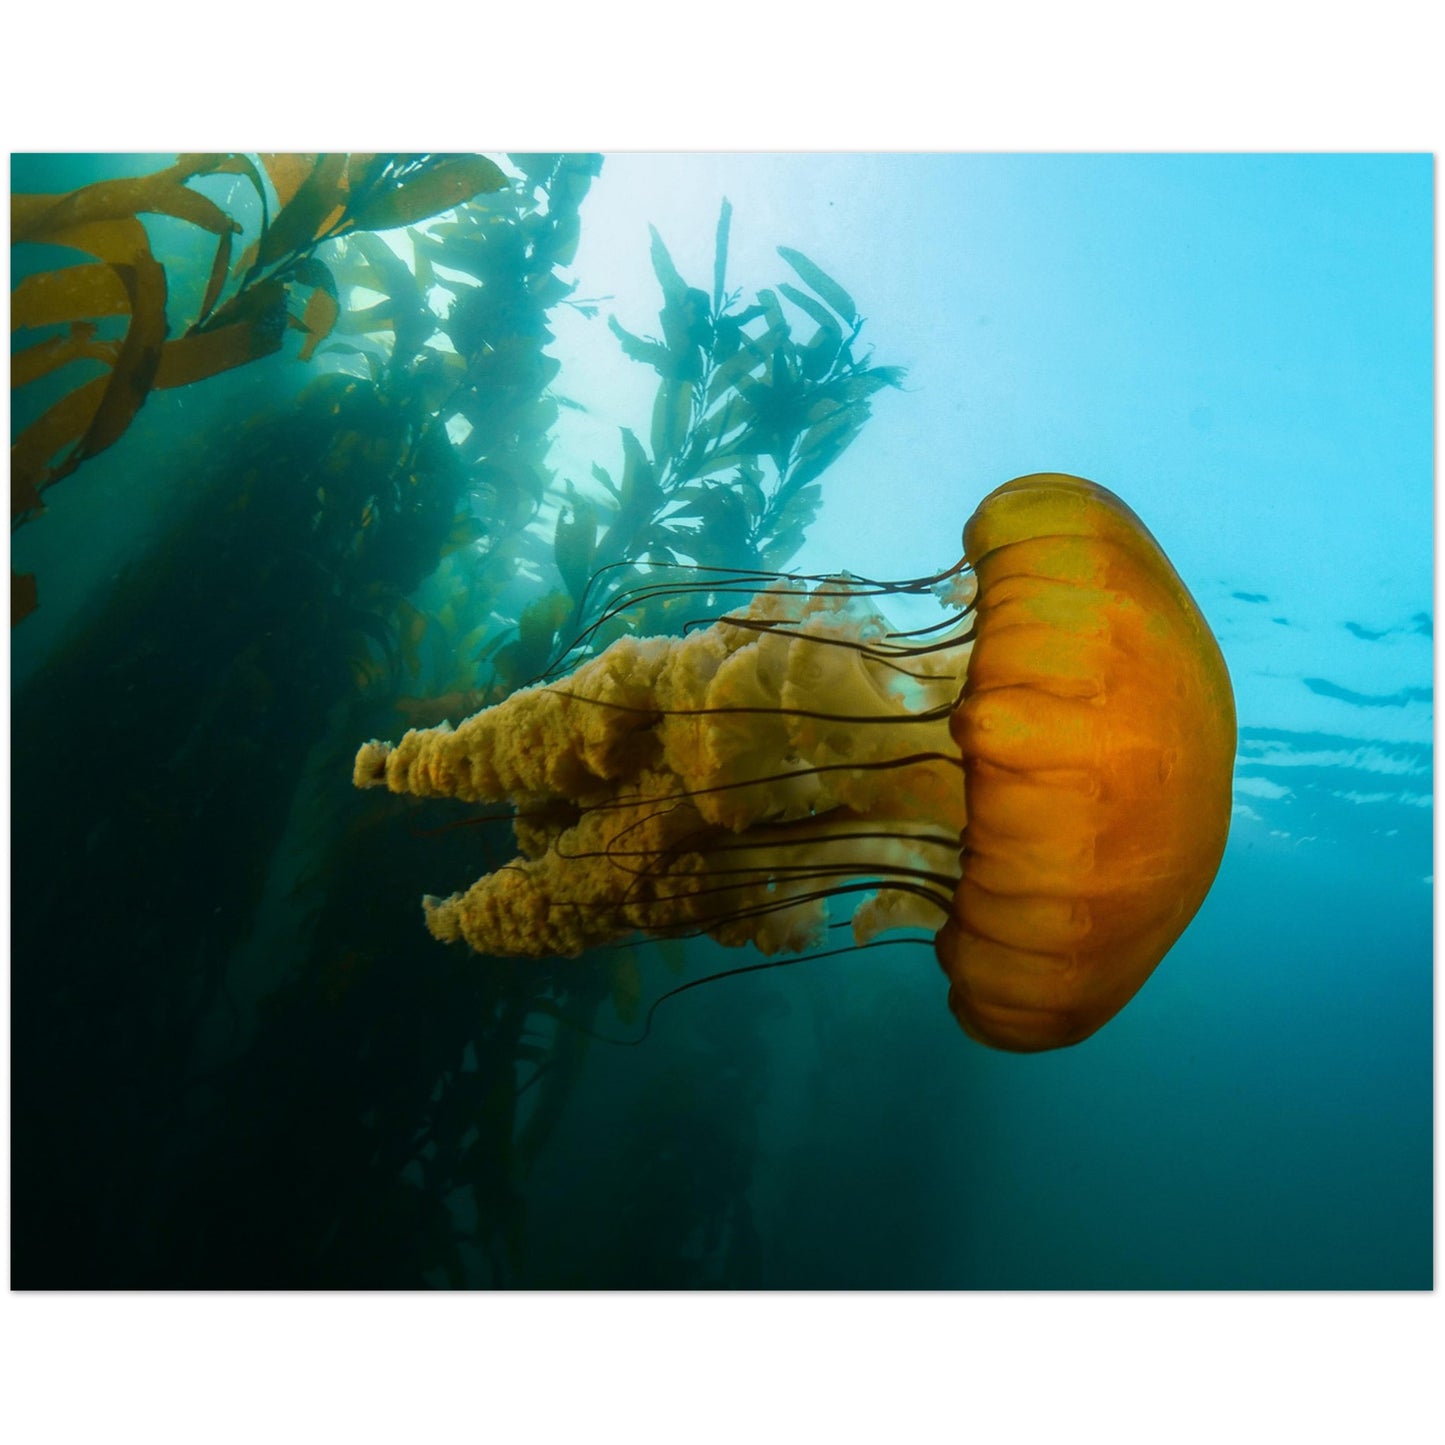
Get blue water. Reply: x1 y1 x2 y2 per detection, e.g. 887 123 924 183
9 153 1432 1289
534 153 1435 1288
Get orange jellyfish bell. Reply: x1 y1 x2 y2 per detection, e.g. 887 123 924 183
937 473 1236 1051
354 472 1235 1053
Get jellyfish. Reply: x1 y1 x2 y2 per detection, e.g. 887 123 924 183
354 473 1236 1051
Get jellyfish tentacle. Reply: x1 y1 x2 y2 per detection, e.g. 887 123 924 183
550 553 968 677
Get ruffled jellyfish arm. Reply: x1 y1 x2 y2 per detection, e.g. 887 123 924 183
937 473 1237 1052
354 580 969 960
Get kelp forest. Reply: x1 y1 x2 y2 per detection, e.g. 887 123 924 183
9 152 905 1287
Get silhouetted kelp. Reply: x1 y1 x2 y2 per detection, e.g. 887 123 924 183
10 153 901 1286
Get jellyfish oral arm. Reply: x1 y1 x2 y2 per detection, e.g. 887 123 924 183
354 577 973 959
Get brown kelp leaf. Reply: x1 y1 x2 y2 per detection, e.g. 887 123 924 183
31 213 152 267
290 255 336 294
342 154 383 192
392 689 486 727
321 341 385 384
618 427 658 499
705 325 782 405
195 227 234 326
154 278 287 388
259 153 318 212
658 286 711 383
11 374 108 516
70 255 168 460
11 323 119 389
776 280 836 333
195 158 270 322
11 237 168 509
13 158 238 246
783 416 862 492
346 155 507 232
292 256 340 362
590 461 620 501
12 570 39 625
154 314 284 389
199 270 288 334
549 211 582 268
11 264 129 331
232 237 260 279
297 286 340 362
335 299 401 335
257 153 348 266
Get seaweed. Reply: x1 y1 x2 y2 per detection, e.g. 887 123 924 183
573 205 905 643
9 153 904 1287
386 199 906 710
11 153 506 620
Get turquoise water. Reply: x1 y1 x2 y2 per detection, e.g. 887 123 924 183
9 153 1432 1288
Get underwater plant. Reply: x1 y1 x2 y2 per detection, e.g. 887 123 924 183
354 473 1236 1052
379 197 907 721
9 153 563 1285
10 152 903 1285
261 195 910 1280
10 152 507 621
562 203 907 641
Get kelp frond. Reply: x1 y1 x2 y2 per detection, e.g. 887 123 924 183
10 153 508 622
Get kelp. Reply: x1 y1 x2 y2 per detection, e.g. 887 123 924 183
10 152 506 621
322 153 606 710
546 202 904 664
9 380 474 1284
10 154 525 1285
266 199 905 1284
10 154 902 1286
376 199 905 719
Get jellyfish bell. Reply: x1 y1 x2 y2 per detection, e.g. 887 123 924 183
942 473 1236 1050
354 472 1236 1053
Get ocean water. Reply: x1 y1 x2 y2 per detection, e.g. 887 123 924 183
9 152 1432 1289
